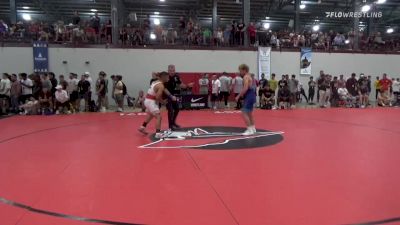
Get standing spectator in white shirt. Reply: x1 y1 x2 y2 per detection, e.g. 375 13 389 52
219 72 231 108
198 74 209 95
18 73 33 104
0 73 11 115
68 73 79 111
211 74 221 110
231 74 243 109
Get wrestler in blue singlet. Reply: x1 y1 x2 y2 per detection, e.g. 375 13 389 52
242 76 257 113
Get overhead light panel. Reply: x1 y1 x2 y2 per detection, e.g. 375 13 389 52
22 13 31 21
22 6 30 9
361 5 371 12
376 0 386 4
386 28 394 34
90 9 98 12
154 12 159 15
300 4 306 9
263 23 270 29
154 18 160 25
312 24 320 31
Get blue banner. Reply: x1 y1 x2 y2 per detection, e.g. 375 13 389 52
33 41 49 72
300 47 312 75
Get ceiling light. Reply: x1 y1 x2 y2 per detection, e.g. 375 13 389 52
265 16 270 19
299 4 306 9
312 25 320 31
154 12 159 15
150 33 156 40
22 13 31 21
386 28 394 34
159 0 165 2
263 23 270 29
345 40 350 44
153 18 160 25
361 5 371 12
22 6 30 9
90 9 98 12
376 0 386 4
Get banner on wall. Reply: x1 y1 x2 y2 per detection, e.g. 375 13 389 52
33 41 49 72
257 46 271 79
300 47 312 75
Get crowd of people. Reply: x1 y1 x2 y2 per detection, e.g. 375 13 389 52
1 14 399 52
0 71 129 116
195 71 399 110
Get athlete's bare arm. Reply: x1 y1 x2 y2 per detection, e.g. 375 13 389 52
155 83 168 104
162 88 177 101
237 74 251 99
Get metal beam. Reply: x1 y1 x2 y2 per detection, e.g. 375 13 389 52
9 0 16 23
212 0 218 36
294 0 300 32
242 0 250 46
353 0 359 50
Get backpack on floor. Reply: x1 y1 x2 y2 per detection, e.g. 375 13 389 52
122 82 127 96
127 96 135 107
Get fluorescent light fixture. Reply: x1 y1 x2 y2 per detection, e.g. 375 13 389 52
265 16 270 19
386 28 394 34
154 12 159 15
361 5 371 12
299 4 306 9
22 13 31 21
22 6 30 9
263 23 270 29
90 9 98 12
153 18 160 25
312 25 320 31
159 0 165 2
376 0 386 4
345 40 350 44
150 33 156 40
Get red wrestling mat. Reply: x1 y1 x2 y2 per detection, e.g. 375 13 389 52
1 108 400 225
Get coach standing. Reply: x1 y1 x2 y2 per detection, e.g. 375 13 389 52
166 65 184 130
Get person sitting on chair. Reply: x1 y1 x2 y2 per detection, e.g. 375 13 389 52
38 88 53 114
338 87 356 107
55 85 71 114
135 90 146 112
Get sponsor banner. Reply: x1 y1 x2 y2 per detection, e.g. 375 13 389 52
33 41 49 72
179 94 208 109
258 46 271 80
300 48 312 75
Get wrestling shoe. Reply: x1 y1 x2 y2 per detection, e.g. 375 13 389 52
155 132 166 139
242 128 256 136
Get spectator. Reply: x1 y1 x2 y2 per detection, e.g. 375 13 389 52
54 85 71 114
19 73 33 104
338 74 346 88
330 76 339 107
48 72 58 95
38 87 53 114
9 74 21 113
277 82 290 109
0 73 11 115
258 73 268 108
269 73 278 94
374 76 381 100
19 96 39 115
72 11 81 26
338 87 356 107
260 85 275 109
96 72 107 112
231 73 243 109
135 90 145 112
358 74 370 108
288 74 298 108
114 75 124 112
318 74 327 107
90 12 101 43
68 73 79 111
308 76 316 104
346 73 359 99
41 73 53 91
236 19 245 45
199 74 209 95
378 73 392 106
247 22 256 46
219 72 231 108
211 74 221 110
59 75 68 90
78 74 91 111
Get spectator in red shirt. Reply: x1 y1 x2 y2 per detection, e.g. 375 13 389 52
379 73 392 92
247 22 256 45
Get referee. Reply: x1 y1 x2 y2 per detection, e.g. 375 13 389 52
166 65 185 130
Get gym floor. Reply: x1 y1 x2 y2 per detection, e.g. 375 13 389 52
1 108 400 225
